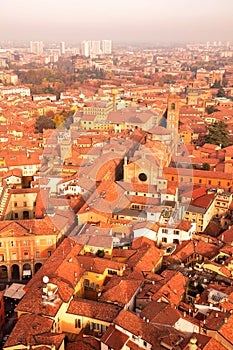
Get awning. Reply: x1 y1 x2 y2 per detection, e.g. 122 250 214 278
23 270 31 276
4 283 26 299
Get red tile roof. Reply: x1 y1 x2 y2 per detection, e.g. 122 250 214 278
67 337 100 350
164 167 233 180
99 276 142 307
113 309 183 348
165 240 195 264
191 193 215 209
4 313 56 347
203 338 228 350
67 298 121 322
195 240 219 259
23 238 83 291
137 270 188 308
100 325 129 349
141 301 181 325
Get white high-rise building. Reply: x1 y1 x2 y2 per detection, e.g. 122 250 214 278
81 40 91 57
30 41 44 55
102 40 112 54
81 39 112 56
91 41 101 55
60 41 65 55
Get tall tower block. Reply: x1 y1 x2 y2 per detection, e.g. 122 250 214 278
166 94 180 133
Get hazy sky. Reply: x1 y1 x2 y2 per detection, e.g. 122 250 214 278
1 0 233 43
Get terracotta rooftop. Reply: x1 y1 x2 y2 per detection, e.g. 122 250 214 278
190 193 215 209
24 238 84 290
100 325 129 350
99 276 142 307
164 240 195 264
137 270 188 308
67 298 121 322
15 276 73 317
140 301 182 325
127 239 163 273
4 313 56 347
195 240 219 259
164 167 233 180
67 336 100 350
219 313 233 345
0 215 61 237
204 310 227 331
203 338 228 350
113 309 183 349
219 227 233 244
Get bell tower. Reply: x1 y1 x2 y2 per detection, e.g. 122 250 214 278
166 94 180 133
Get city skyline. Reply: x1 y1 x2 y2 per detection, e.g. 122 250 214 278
1 4 233 346
1 0 233 43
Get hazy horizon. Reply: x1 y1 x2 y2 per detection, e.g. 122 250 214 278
1 0 233 44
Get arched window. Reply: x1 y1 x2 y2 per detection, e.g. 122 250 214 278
171 102 175 110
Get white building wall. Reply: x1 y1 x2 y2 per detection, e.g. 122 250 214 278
147 211 161 222
157 226 192 245
133 228 157 241
174 318 199 335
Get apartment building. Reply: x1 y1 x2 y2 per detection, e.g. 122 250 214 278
30 41 44 55
0 216 61 281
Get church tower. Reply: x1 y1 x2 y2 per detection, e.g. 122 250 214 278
166 94 180 133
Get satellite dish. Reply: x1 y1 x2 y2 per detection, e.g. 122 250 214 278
43 276 49 284
79 93 85 99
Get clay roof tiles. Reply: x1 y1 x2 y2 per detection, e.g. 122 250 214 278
67 298 121 322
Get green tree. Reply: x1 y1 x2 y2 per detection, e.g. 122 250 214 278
205 121 231 148
211 80 221 88
35 115 55 133
202 162 210 171
206 105 220 114
96 250 105 258
42 85 56 94
216 88 226 98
